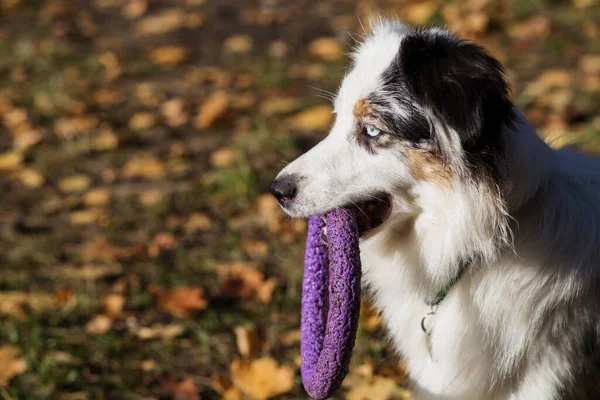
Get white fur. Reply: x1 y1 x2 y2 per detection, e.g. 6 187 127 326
277 20 600 399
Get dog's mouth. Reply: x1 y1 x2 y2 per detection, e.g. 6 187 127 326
347 194 392 237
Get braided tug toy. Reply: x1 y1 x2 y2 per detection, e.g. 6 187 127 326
301 209 361 399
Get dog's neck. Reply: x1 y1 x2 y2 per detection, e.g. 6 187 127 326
500 109 555 211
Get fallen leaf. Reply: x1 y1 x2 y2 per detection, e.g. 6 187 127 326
234 325 261 358
507 16 550 40
148 46 190 66
136 323 185 340
241 240 268 258
150 287 208 318
86 314 112 335
309 37 343 61
122 0 146 19
18 168 45 188
184 213 213 233
255 277 277 304
224 35 254 54
195 90 229 129
84 188 111 207
210 147 240 168
0 151 23 171
161 98 189 128
0 291 57 319
123 156 166 179
403 1 438 25
346 375 412 400
259 97 300 116
140 359 157 371
40 264 123 280
0 346 27 386
69 209 101 225
268 40 288 58
104 294 126 317
580 55 600 74
128 112 156 130
135 9 184 36
231 357 294 400
289 105 333 132
59 174 91 193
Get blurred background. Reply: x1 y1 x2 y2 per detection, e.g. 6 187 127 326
0 0 598 399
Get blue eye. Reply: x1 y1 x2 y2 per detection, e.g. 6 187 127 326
365 125 381 137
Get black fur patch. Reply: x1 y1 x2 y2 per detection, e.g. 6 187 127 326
397 29 515 178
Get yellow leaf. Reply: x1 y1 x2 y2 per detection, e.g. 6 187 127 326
195 91 229 129
346 375 412 400
40 264 123 280
123 156 166 179
18 168 45 188
0 291 57 319
104 294 125 317
224 35 254 54
128 112 156 130
234 325 261 358
231 357 294 400
309 37 343 61
0 346 27 387
580 55 600 74
0 151 23 171
135 9 184 36
148 46 189 66
260 97 300 116
403 1 438 25
289 105 333 132
150 286 208 318
69 209 101 225
59 174 91 193
86 314 112 335
84 188 111 207
135 324 185 340
184 213 213 233
210 147 240 168
122 0 147 19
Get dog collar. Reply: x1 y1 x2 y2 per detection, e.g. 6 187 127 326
421 259 472 337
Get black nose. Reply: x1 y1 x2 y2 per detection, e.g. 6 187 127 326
270 178 297 203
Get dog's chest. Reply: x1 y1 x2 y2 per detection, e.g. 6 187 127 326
359 239 494 397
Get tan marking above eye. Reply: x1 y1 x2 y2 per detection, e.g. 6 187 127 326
353 98 370 120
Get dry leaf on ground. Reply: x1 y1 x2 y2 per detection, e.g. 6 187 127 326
0 291 57 319
195 90 229 129
86 314 112 335
0 346 27 386
136 323 185 340
0 151 23 171
234 325 261 358
289 105 333 132
308 37 343 61
224 35 254 54
346 375 412 400
148 47 190 66
40 264 123 281
150 286 208 318
122 156 166 179
135 9 184 36
230 357 294 400
59 174 91 193
218 263 277 304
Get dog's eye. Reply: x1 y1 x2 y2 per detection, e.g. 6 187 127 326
365 125 381 138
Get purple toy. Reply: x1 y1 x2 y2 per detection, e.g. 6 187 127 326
301 209 361 399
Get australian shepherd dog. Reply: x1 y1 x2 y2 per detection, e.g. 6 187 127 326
271 19 600 399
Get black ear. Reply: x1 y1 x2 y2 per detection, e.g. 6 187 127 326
399 30 514 155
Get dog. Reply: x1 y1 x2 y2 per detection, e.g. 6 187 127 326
271 19 600 399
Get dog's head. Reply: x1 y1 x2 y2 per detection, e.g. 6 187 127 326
272 21 514 237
